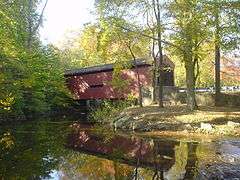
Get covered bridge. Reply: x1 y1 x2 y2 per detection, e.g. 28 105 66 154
65 56 175 101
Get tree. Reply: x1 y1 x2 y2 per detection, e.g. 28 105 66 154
100 18 149 106
0 0 69 120
206 1 240 106
57 25 105 68
153 0 165 108
96 0 173 108
169 0 209 110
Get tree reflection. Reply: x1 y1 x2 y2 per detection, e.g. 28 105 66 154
0 122 202 179
67 128 185 179
0 121 70 179
184 142 199 179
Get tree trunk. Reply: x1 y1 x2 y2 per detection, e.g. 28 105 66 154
215 43 221 106
26 0 48 50
158 47 164 108
152 57 157 104
214 9 221 106
135 62 143 107
26 0 34 50
128 46 143 107
154 0 164 108
185 62 198 110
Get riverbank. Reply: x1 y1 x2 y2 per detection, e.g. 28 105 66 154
111 105 240 136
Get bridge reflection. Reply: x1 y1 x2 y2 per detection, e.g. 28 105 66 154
67 124 199 179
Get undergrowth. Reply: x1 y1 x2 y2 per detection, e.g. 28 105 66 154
90 99 135 123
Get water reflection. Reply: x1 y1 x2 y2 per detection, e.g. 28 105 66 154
0 121 69 179
0 121 239 179
67 125 201 179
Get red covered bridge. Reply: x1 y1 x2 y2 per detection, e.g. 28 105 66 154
65 56 175 101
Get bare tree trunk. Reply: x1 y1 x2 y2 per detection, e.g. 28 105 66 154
128 46 143 107
26 0 48 50
147 14 157 104
26 0 34 50
153 0 164 108
214 9 221 106
185 61 198 110
152 56 157 103
215 44 221 106
158 43 164 108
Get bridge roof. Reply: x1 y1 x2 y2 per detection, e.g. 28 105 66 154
65 56 174 76
64 59 150 76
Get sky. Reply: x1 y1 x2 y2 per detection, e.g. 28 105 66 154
40 0 96 44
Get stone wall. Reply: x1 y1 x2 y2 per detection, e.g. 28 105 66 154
142 86 179 106
143 87 240 107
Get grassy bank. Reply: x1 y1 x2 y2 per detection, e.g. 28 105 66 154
112 105 240 136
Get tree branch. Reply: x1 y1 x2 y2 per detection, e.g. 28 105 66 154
116 24 184 51
33 0 48 33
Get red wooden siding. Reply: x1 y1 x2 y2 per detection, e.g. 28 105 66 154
66 66 152 100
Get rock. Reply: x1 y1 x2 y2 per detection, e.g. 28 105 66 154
112 114 126 123
227 121 240 127
185 124 192 130
197 163 240 180
155 124 168 131
111 115 134 129
134 121 150 131
133 116 139 120
201 123 213 132
182 129 188 134
131 122 136 131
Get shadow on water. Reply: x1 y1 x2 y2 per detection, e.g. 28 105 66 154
0 121 240 179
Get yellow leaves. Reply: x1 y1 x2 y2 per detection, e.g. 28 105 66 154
80 25 99 53
0 94 15 111
58 20 150 68
0 132 15 150
0 10 16 26
111 63 130 92
22 77 35 88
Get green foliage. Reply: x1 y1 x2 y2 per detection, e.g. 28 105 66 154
58 18 150 69
207 0 240 52
58 18 150 97
169 0 209 64
170 45 216 88
111 61 131 91
90 99 134 123
0 0 70 120
97 0 239 86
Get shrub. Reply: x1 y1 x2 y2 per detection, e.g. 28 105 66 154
89 99 134 123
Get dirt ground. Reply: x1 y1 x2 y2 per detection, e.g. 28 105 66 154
113 105 240 136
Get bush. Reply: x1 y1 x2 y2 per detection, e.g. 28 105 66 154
89 100 134 123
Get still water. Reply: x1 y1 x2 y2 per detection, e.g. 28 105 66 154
0 121 240 179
